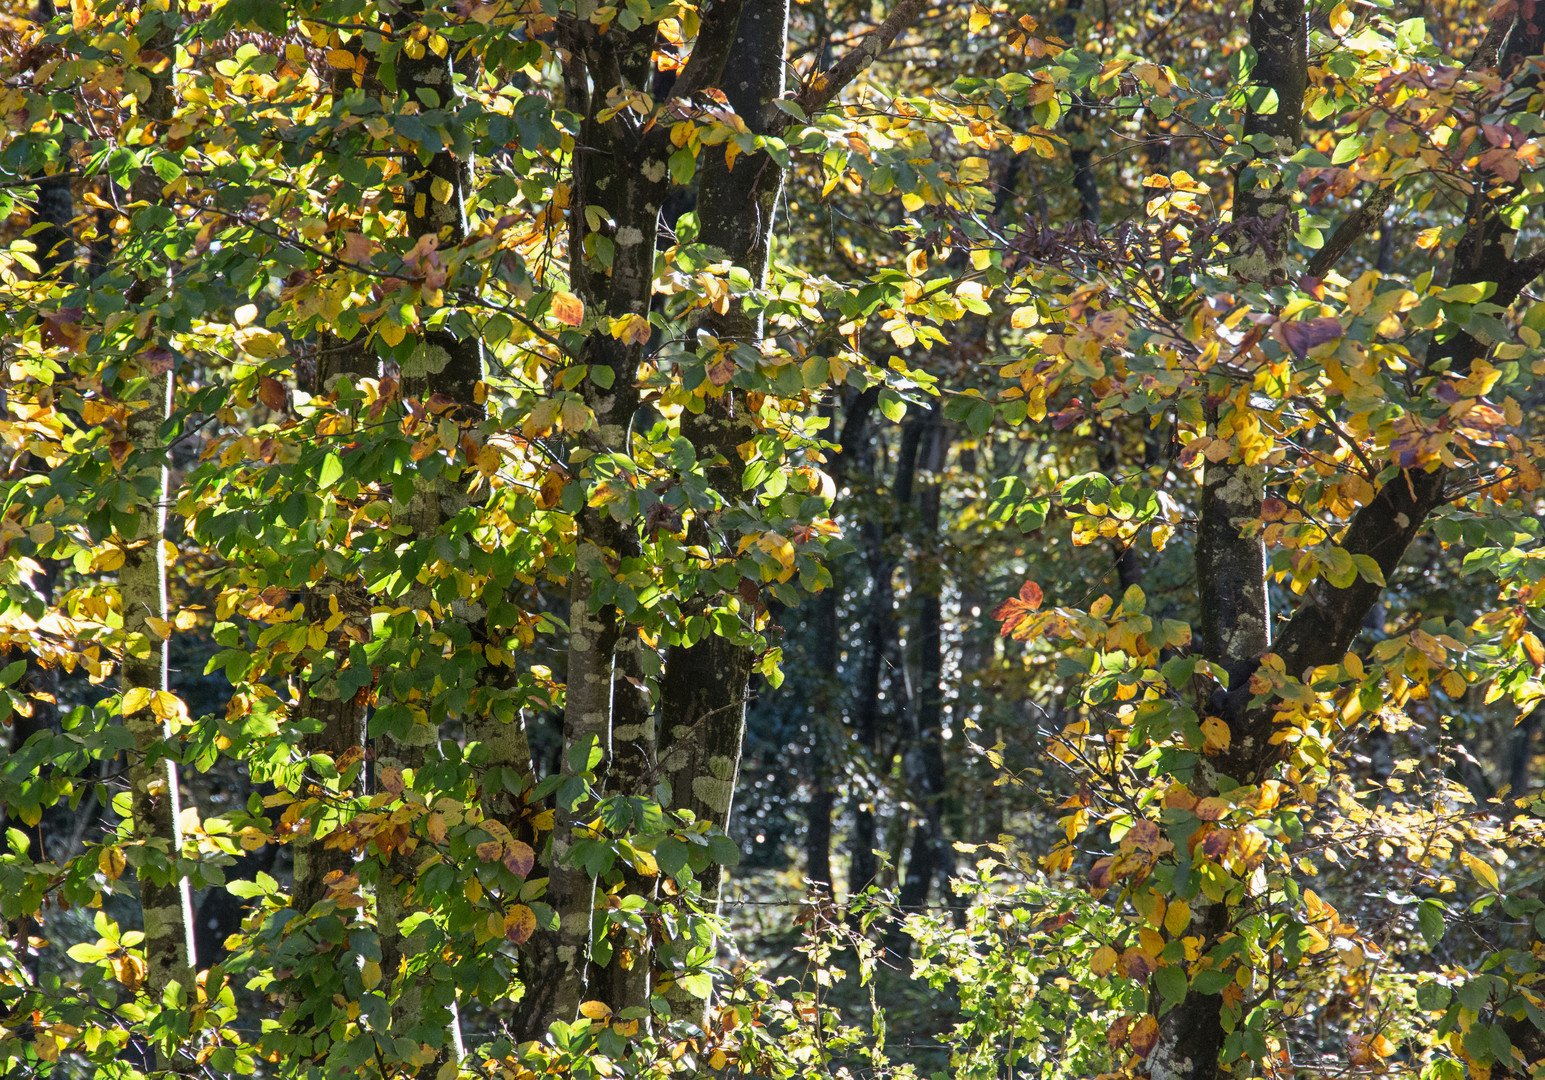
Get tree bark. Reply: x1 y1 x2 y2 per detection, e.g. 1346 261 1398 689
121 4 197 1033
893 412 951 953
527 7 675 1036
1154 5 1545 1078
373 10 490 1061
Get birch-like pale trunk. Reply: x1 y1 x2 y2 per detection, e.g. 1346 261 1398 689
121 1 197 1028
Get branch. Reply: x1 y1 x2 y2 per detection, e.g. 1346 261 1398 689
786 0 931 125
1304 184 1394 278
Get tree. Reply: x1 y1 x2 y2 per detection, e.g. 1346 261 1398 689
6 0 1545 1078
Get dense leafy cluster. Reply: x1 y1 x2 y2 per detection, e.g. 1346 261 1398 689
3 0 1545 1079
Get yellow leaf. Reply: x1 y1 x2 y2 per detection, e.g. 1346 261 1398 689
431 176 454 204
325 48 357 69
1164 898 1191 936
905 249 928 277
1201 716 1230 755
145 617 173 641
378 319 406 347
1463 851 1500 892
98 846 126 880
1090 944 1117 976
121 687 153 715
361 959 382 989
234 303 258 328
578 1000 614 1021
1010 306 1039 329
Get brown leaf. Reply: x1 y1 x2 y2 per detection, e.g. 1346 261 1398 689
257 376 287 412
707 353 737 386
378 766 404 797
138 347 175 375
1273 316 1343 359
1130 1015 1160 1057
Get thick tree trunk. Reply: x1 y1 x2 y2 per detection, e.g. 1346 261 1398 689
656 0 788 1026
528 12 670 1036
373 13 490 1061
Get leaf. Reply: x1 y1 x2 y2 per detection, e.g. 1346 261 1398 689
257 376 287 412
1155 965 1187 1008
551 291 584 326
502 839 536 877
318 452 344 489
121 687 153 714
98 846 126 881
707 353 737 386
1274 316 1344 359
1091 944 1118 976
504 904 537 944
67 942 108 964
1130 1015 1160 1057
578 1000 613 1021
1463 851 1500 892
992 580 1044 637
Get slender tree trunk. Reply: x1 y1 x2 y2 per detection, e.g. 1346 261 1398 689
805 587 838 893
374 11 489 1061
1154 6 1545 1078
121 5 197 1032
892 414 951 953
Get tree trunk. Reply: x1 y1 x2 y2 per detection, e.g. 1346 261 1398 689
122 4 197 1033
526 9 674 1036
893 413 951 954
1154 5 1545 1078
373 10 490 1061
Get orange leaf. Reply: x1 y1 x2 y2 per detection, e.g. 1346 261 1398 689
1130 1014 1160 1057
551 291 584 326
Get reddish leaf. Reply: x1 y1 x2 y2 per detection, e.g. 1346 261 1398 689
257 376 287 412
1120 947 1155 980
992 580 1044 637
1130 1015 1160 1057
1273 316 1343 359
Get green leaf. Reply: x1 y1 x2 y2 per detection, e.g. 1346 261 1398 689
318 452 343 489
1155 965 1187 1009
1352 553 1385 587
67 942 109 964
0 660 26 687
706 833 741 867
669 147 696 185
1330 136 1364 165
1417 899 1446 947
